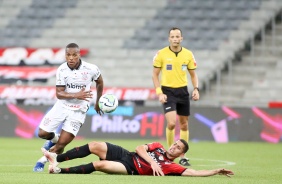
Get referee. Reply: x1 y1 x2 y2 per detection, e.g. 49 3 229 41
152 27 200 166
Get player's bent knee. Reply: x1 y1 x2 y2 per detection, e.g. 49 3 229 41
167 124 176 130
88 141 106 153
93 161 106 170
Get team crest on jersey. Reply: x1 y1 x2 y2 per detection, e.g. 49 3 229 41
81 72 88 80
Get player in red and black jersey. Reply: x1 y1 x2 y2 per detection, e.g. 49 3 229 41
42 139 234 177
133 142 187 176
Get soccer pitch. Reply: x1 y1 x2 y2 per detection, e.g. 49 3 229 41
0 138 281 184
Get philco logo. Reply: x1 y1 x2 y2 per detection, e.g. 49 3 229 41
67 83 86 89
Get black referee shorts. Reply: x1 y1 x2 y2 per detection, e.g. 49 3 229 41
161 86 190 116
104 142 139 175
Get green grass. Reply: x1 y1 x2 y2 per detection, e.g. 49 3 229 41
0 138 281 184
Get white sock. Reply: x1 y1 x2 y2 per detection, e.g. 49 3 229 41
51 134 59 143
38 156 48 164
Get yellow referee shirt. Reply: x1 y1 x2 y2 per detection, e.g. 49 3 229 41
153 46 197 88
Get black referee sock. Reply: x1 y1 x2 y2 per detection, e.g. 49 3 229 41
57 144 91 162
60 163 96 174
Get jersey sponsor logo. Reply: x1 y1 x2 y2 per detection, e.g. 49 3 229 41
66 83 86 89
166 64 172 70
148 152 162 168
156 148 165 154
135 155 142 168
63 103 81 109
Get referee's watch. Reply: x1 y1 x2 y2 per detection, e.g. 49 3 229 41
194 87 199 92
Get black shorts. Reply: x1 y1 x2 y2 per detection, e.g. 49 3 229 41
161 86 190 116
104 142 139 175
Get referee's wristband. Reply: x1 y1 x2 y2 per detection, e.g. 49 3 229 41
194 87 199 92
156 87 163 95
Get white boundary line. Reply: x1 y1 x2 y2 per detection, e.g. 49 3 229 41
191 158 236 166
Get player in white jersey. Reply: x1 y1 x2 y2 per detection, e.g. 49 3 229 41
33 43 104 172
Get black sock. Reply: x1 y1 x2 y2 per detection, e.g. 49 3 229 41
60 163 95 174
57 144 91 162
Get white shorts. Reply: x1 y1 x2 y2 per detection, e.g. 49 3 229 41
39 103 86 136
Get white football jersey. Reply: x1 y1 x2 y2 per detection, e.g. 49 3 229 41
55 60 101 111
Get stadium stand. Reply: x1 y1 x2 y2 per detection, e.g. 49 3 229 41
199 0 282 107
0 0 281 107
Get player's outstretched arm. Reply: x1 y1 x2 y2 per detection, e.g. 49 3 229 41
182 168 234 177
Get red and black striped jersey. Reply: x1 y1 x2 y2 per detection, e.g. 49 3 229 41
132 142 186 176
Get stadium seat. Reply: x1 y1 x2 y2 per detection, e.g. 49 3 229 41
2 0 282 107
